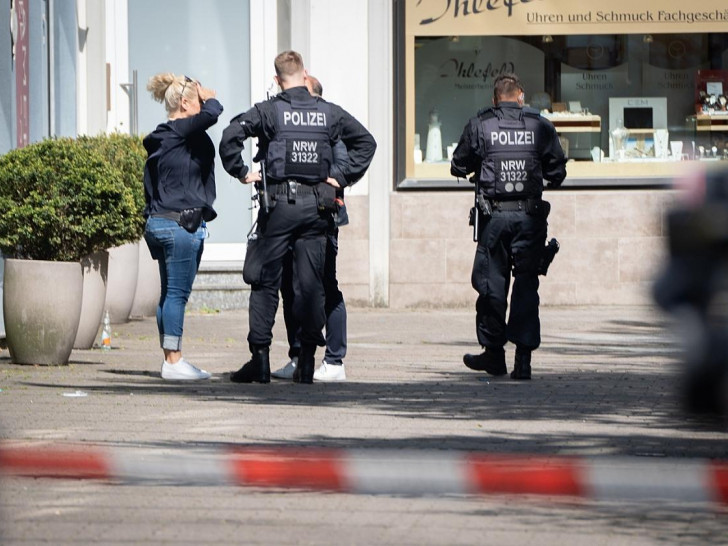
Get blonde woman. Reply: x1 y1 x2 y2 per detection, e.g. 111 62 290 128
143 73 223 380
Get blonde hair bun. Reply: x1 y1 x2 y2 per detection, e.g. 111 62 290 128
147 73 177 103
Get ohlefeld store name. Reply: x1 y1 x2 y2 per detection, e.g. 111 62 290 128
408 0 728 35
418 0 540 23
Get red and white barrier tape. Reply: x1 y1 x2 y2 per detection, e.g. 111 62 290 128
1 443 726 504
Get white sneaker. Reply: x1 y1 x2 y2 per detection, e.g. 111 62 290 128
161 358 211 381
313 360 346 382
271 357 297 379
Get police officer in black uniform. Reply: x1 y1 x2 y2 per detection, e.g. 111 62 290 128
275 75 352 382
219 50 376 384
451 73 566 380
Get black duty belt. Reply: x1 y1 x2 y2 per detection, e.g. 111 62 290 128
488 198 547 216
152 210 182 221
269 181 317 196
489 199 530 211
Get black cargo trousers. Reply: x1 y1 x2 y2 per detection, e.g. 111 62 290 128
472 207 547 352
281 225 346 362
243 183 330 351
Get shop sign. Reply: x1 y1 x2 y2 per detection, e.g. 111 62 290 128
408 0 728 36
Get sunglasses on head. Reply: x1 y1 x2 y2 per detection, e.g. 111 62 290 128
180 75 194 99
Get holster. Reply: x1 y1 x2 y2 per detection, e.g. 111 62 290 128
537 238 560 276
243 235 264 285
314 182 337 213
476 194 493 217
470 193 492 243
178 208 204 233
527 199 551 218
255 183 276 210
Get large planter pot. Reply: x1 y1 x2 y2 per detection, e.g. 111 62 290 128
129 240 161 319
3 259 83 365
0 252 5 339
106 242 140 324
73 251 109 349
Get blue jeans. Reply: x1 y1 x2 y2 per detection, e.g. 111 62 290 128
144 217 205 351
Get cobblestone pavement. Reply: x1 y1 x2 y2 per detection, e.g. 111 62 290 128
1 305 727 545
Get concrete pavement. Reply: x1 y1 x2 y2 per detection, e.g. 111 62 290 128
1 304 727 545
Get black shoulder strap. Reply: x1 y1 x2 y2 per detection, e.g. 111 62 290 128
290 96 317 109
522 106 541 119
477 107 497 120
271 94 288 106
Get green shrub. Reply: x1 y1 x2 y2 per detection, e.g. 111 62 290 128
0 137 141 262
78 133 146 243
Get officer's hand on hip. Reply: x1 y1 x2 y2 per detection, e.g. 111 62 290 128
240 171 261 185
325 177 341 188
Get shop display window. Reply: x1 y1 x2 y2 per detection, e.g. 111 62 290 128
404 31 728 187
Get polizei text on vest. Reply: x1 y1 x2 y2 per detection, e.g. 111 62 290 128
284 111 327 126
490 130 535 145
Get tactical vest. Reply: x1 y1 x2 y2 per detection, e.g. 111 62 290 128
266 96 333 183
477 107 543 199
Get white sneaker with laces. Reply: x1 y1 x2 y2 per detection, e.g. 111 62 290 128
271 357 297 379
313 360 346 382
161 358 211 381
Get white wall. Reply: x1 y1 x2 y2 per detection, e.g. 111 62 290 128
247 0 393 304
303 0 393 305
306 0 370 196
104 0 130 134
77 0 109 136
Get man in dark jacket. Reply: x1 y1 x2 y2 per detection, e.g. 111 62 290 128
274 75 351 382
451 73 566 380
219 50 376 384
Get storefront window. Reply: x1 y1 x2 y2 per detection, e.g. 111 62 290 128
401 0 728 188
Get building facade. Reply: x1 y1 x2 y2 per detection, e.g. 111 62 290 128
1 0 727 317
384 0 727 307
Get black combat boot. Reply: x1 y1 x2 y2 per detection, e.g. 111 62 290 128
293 344 316 384
463 346 507 376
511 347 532 380
230 345 270 383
